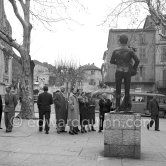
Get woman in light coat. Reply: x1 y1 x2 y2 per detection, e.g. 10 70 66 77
68 87 79 135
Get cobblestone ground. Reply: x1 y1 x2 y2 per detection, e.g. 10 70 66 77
0 109 166 166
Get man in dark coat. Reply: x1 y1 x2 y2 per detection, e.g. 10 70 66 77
0 95 3 129
98 93 112 132
87 95 96 131
147 95 160 131
37 86 53 134
53 87 68 134
78 92 88 133
4 85 18 132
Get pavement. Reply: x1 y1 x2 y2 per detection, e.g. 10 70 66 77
0 111 166 166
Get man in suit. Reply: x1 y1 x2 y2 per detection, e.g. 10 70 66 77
147 95 160 131
98 93 112 132
37 86 53 134
0 95 3 129
54 86 68 134
4 85 18 132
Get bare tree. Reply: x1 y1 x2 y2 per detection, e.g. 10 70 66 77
0 0 84 119
103 0 166 38
52 59 84 89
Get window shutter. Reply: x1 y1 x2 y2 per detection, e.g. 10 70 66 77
161 46 166 62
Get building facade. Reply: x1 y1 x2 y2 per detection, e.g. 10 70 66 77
143 17 166 94
102 28 156 92
0 0 13 95
78 63 102 92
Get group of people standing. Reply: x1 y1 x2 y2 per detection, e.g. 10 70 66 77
53 87 96 135
37 85 113 135
0 84 112 135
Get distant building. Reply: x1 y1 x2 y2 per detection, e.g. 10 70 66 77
78 63 102 92
144 16 166 94
0 1 13 95
102 15 166 93
33 60 50 89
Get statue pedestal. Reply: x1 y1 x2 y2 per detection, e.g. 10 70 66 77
104 113 141 159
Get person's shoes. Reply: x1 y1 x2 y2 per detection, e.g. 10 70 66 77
91 127 96 131
45 131 49 134
57 131 60 134
0 127 3 129
6 130 12 133
69 131 74 135
60 130 67 133
83 129 87 133
155 129 160 131
73 130 78 134
75 127 80 132
81 129 84 133
98 130 102 133
147 124 149 130
39 128 43 132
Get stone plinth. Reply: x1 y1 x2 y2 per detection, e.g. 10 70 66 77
104 113 141 159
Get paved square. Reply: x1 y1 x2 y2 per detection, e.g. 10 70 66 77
0 112 166 166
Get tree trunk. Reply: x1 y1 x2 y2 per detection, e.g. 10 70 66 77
16 0 34 119
17 54 35 119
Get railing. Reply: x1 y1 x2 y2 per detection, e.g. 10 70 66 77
156 80 166 89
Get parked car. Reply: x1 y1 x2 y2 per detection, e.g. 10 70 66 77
129 92 166 118
91 90 166 118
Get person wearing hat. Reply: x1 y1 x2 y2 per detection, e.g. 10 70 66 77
98 93 112 132
53 86 68 134
37 86 53 134
4 85 18 132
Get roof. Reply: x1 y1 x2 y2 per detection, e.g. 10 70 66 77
143 15 156 30
109 28 155 33
79 63 101 71
33 60 54 69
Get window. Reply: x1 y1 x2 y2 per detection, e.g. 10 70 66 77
139 66 145 79
91 70 95 75
161 46 166 62
161 26 166 35
140 66 143 77
161 26 166 40
89 79 96 85
117 35 120 44
139 33 146 44
139 48 146 59
4 52 9 74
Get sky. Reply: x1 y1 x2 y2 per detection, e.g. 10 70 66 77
4 0 148 68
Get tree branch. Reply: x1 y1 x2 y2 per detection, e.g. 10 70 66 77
0 30 22 52
9 0 26 28
159 33 166 40
0 43 21 64
18 0 26 14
